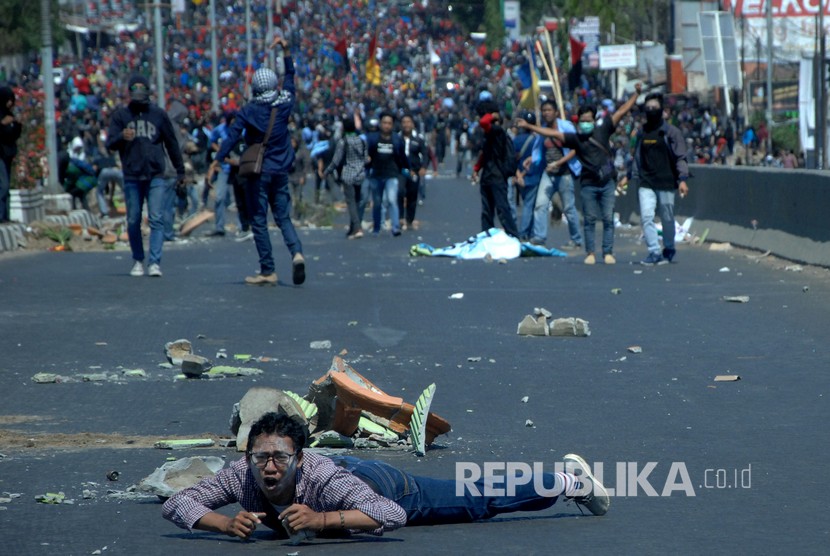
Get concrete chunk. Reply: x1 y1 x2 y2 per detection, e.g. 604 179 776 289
138 456 225 499
549 317 591 337
164 339 192 365
517 314 548 336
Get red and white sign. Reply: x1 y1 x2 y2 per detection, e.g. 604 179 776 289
599 44 637 70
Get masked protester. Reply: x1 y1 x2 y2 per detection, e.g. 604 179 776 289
518 83 642 264
631 93 690 266
106 75 185 277
0 86 22 222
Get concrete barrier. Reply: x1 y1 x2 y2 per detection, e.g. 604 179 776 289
612 165 830 267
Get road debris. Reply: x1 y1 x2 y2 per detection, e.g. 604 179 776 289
722 295 750 303
709 242 732 251
714 375 741 382
181 354 212 378
154 439 215 450
410 383 436 456
627 346 643 354
310 340 332 350
785 264 803 272
449 292 464 299
611 288 622 294
520 396 529 403
31 373 63 383
35 492 71 504
106 470 120 481
525 419 534 427
164 339 193 365
719 267 730 273
139 456 225 500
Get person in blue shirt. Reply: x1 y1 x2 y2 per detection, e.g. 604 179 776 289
512 111 545 241
211 36 305 286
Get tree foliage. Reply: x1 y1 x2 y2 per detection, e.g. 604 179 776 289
0 0 65 57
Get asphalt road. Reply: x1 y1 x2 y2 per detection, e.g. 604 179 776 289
1 170 828 555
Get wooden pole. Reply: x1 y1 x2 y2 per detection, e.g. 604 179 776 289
544 29 565 116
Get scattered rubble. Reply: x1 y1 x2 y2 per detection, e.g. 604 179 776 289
138 456 226 500
154 439 215 450
517 309 591 337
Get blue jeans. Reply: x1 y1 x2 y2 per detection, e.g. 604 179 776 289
96 167 123 217
213 170 231 232
247 172 302 275
124 177 169 265
370 176 400 233
162 178 178 241
330 456 561 526
638 187 676 254
518 181 539 240
535 172 582 245
580 180 616 256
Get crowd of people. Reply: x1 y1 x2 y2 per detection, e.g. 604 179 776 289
0 0 808 265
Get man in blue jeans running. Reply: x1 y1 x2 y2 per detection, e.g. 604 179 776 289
163 412 610 542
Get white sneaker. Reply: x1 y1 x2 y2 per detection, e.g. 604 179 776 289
130 261 145 277
563 453 611 516
147 263 162 277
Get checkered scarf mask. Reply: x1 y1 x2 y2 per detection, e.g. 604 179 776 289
251 68 279 104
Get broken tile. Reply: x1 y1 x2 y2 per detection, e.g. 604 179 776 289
205 365 263 378
122 369 146 378
410 383 436 456
714 375 741 382
31 373 61 383
627 346 643 354
533 307 553 318
310 430 354 448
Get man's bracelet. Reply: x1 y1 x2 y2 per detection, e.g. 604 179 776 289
340 510 345 528
322 512 327 530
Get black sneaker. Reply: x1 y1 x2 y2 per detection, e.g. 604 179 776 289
563 453 610 516
662 247 676 263
640 252 665 266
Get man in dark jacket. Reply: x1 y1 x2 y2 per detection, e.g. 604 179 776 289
0 86 22 222
471 101 519 238
106 75 185 277
365 112 410 236
212 36 305 286
397 113 428 230
631 93 689 265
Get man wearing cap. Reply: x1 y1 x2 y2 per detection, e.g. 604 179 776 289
211 36 305 286
106 75 186 277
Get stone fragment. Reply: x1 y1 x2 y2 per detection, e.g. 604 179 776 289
122 369 147 378
549 317 591 337
722 295 750 303
709 242 732 251
517 314 548 336
785 264 803 272
138 456 225 500
164 339 192 365
205 366 263 377
534 307 553 318
310 340 332 350
525 419 534 427
181 354 212 377
154 439 215 450
79 373 108 382
611 288 622 295
101 233 117 245
232 387 307 451
35 492 66 504
719 267 730 273
520 396 529 403
218 438 236 448
627 346 643 354
449 292 464 299
467 356 482 362
31 373 61 383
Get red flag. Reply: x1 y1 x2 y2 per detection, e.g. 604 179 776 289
335 38 348 68
569 36 586 66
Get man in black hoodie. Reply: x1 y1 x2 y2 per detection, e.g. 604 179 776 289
106 75 185 278
0 86 22 223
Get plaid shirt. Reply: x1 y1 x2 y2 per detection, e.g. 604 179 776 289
162 452 406 536
325 134 366 186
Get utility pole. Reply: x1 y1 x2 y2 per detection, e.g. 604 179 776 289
153 1 165 109
209 0 219 115
765 0 773 155
819 1 827 169
40 0 59 193
266 0 274 69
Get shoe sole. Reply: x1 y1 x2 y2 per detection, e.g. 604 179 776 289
245 278 276 286
563 453 611 516
292 260 306 285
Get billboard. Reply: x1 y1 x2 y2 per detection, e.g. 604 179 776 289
599 44 637 70
570 16 601 69
722 0 830 62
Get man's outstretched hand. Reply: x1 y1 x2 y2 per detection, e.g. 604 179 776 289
224 511 267 539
